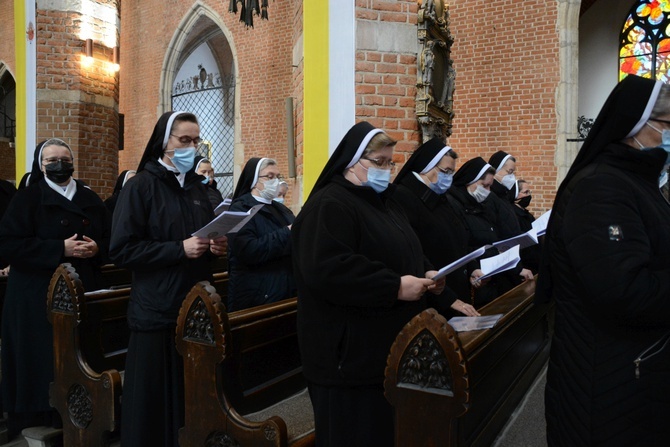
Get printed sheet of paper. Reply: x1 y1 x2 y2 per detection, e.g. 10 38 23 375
492 229 538 253
448 314 504 332
532 209 552 237
479 244 520 280
192 204 263 238
213 198 233 216
431 245 489 280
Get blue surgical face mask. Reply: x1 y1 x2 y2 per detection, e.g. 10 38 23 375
645 122 670 162
358 162 391 193
201 176 210 184
429 171 453 194
168 147 196 174
273 197 285 204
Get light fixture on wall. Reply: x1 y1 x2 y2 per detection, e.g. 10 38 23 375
111 46 120 72
82 39 94 67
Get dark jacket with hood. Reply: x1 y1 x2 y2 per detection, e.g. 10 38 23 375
109 112 215 330
292 122 429 387
540 75 670 446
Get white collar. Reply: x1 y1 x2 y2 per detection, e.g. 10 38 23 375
158 157 185 188
44 176 77 201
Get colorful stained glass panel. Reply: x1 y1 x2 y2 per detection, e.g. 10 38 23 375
620 1 670 81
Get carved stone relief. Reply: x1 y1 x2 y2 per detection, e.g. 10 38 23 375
417 0 455 142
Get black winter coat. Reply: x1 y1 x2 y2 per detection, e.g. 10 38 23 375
292 177 428 387
390 174 470 311
109 161 215 330
544 143 670 446
227 192 296 311
0 180 110 413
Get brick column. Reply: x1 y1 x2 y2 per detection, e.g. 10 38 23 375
36 0 120 198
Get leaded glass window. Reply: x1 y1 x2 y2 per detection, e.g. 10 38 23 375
620 0 670 81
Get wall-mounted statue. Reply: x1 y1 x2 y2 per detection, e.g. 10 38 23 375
416 0 455 142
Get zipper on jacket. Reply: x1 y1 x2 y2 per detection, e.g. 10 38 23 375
634 330 670 379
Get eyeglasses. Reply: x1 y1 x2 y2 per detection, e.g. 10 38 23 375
520 189 531 195
361 157 396 169
170 134 202 146
259 174 284 181
43 157 73 164
436 166 455 175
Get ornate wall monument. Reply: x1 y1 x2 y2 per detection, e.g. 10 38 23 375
416 0 455 142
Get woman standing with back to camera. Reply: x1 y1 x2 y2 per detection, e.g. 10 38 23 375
539 75 670 446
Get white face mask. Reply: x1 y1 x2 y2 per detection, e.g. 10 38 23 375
259 178 280 201
500 173 516 190
469 184 490 203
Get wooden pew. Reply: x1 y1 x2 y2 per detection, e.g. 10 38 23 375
384 279 551 447
176 282 315 447
47 262 230 446
47 263 128 446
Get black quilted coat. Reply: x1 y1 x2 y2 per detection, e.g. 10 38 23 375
544 142 670 446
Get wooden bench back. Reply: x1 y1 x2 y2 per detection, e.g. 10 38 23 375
47 263 128 446
176 282 309 447
385 279 550 447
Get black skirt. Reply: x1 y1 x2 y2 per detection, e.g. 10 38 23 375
121 328 184 447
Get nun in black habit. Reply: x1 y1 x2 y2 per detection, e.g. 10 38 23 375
109 111 227 447
103 169 136 214
227 157 296 311
292 121 443 446
0 139 110 438
538 75 670 446
193 155 224 208
447 157 533 307
389 137 479 317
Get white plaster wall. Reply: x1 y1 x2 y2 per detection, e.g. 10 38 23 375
578 0 637 122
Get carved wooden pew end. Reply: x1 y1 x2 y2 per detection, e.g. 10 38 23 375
385 280 550 447
385 308 470 446
47 263 126 447
176 282 315 447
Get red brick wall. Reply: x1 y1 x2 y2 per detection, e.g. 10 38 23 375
447 1 560 215
37 6 120 197
353 1 559 215
355 1 421 166
119 1 296 195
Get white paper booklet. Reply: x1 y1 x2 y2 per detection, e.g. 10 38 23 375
448 314 503 332
431 245 489 281
478 244 520 280
532 209 552 237
213 198 233 216
192 204 263 238
492 229 539 253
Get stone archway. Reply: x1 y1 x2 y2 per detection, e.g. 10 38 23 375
555 0 582 186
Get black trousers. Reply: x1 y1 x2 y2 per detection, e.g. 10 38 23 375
307 382 394 447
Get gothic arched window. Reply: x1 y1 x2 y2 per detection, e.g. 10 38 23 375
620 0 670 81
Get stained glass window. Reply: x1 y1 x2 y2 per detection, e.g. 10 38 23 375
619 0 670 82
